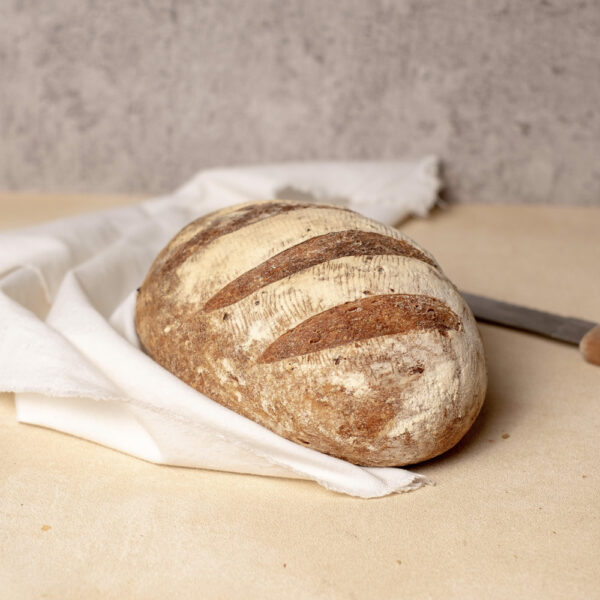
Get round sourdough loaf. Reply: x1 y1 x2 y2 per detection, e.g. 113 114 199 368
135 200 487 467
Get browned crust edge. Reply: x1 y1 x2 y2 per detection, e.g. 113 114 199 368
258 293 462 363
204 230 437 311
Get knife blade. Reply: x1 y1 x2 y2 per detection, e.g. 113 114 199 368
461 291 600 366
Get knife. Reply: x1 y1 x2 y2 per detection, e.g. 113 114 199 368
461 292 600 366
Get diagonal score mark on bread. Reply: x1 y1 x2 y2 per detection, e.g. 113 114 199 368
167 203 438 309
204 230 437 312
158 200 349 275
258 293 462 363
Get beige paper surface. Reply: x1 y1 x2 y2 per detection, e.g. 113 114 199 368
1 198 599 599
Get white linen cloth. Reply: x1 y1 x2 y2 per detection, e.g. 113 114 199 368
0 159 441 498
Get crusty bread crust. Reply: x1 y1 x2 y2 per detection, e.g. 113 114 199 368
136 200 487 466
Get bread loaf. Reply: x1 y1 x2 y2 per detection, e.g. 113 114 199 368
135 200 487 467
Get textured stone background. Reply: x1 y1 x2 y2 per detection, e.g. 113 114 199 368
1 0 599 204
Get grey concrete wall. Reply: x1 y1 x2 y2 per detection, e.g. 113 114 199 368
1 0 599 204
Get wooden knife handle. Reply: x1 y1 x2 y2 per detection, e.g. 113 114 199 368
580 325 600 366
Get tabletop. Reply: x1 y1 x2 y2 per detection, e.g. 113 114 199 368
1 194 599 599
